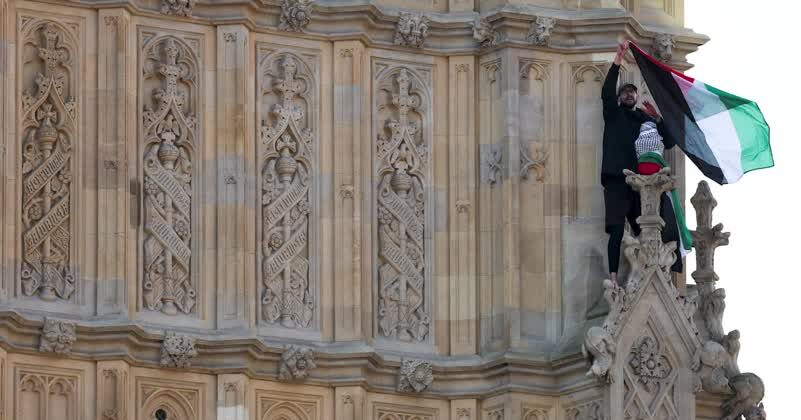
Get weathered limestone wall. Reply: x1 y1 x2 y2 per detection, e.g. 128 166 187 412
0 0 707 419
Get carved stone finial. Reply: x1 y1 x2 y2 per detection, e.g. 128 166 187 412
279 0 314 32
397 358 433 393
160 0 196 17
652 33 675 62
472 18 498 49
582 326 616 383
394 12 429 48
278 345 316 380
160 332 197 368
39 318 76 354
690 180 730 285
527 16 555 46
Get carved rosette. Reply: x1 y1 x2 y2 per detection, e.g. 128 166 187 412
160 332 197 368
623 325 679 420
279 0 314 32
375 68 430 342
397 358 433 393
394 12 429 48
19 21 77 301
39 317 77 354
259 54 315 329
277 345 316 380
141 37 198 315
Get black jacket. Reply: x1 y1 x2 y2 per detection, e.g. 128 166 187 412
601 64 675 185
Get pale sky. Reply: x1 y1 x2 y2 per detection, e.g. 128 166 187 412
683 1 798 417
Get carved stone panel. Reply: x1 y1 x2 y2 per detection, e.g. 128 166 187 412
14 365 84 420
623 319 680 420
18 19 78 302
257 48 318 330
139 33 199 316
373 64 432 343
139 378 202 420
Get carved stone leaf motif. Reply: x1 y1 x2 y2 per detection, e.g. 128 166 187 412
376 407 434 420
394 12 429 48
39 317 76 354
472 18 498 48
277 345 316 380
527 16 555 46
520 142 549 182
161 0 196 17
375 68 430 342
160 332 197 368
141 37 197 316
260 54 314 329
20 21 77 302
279 0 314 32
397 358 433 393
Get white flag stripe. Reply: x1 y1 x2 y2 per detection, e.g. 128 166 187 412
697 109 744 183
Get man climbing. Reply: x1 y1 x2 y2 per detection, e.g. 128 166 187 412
601 40 683 286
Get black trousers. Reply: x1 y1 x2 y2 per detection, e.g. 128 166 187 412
603 175 683 274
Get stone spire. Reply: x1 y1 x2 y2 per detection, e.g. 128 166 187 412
690 180 730 292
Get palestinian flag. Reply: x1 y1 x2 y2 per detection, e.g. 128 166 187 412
630 43 773 184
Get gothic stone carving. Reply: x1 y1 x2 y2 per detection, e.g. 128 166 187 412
623 325 679 420
39 317 76 354
278 345 316 380
485 144 502 186
652 33 675 62
160 332 197 368
16 371 79 420
520 142 548 182
161 0 196 16
397 358 433 393
692 340 731 394
472 18 498 49
279 0 314 32
722 373 766 420
565 400 605 420
259 53 315 329
690 180 730 284
527 16 555 46
394 12 429 48
628 336 673 392
141 37 198 315
702 287 726 342
375 68 430 342
20 21 77 301
582 326 615 383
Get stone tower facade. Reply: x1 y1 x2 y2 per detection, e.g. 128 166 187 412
0 0 763 419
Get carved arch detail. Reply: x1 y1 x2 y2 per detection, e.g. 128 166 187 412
141 389 197 420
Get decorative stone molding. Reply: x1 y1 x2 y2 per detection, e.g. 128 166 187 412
160 0 196 17
394 12 429 48
223 32 238 43
160 332 197 368
472 18 498 49
520 142 549 182
375 66 431 342
652 33 675 62
628 335 673 392
277 345 316 380
19 20 77 302
397 358 433 393
259 53 316 329
527 16 555 46
141 36 199 316
564 400 605 420
278 0 314 32
38 317 76 354
456 408 472 420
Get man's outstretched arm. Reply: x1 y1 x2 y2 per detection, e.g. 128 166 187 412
602 41 629 115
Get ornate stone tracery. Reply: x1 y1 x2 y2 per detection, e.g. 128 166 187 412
19 20 77 301
259 53 315 329
141 36 198 316
375 67 431 342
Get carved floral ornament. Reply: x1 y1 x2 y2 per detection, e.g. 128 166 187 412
527 16 555 46
375 67 431 342
161 0 196 17
20 20 77 302
278 345 316 380
160 331 197 368
259 53 315 329
279 0 314 32
397 358 433 393
39 317 77 354
141 36 198 316
394 12 429 48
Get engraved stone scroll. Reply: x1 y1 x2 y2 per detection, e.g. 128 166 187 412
259 54 315 329
141 37 198 315
20 21 77 301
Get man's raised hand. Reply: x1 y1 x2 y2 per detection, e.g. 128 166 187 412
614 40 629 65
641 100 663 123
